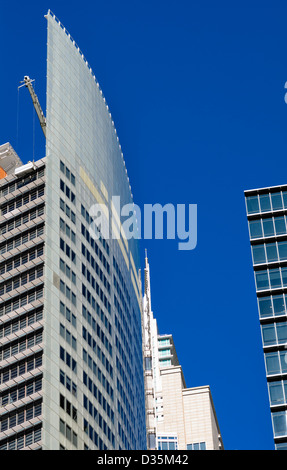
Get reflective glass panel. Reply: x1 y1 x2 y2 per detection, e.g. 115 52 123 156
252 245 266 265
271 192 283 211
249 220 262 239
263 218 274 237
258 297 272 318
266 243 278 262
274 216 286 235
278 242 287 261
259 194 271 212
247 196 259 214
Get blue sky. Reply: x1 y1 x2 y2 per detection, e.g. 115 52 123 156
1 0 287 450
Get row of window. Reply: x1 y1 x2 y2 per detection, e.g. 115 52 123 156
60 394 77 422
114 296 132 345
83 347 114 391
60 369 77 398
255 267 287 291
60 217 76 244
82 304 111 339
60 418 77 448
116 376 135 432
81 203 109 256
0 223 44 255
118 420 133 450
113 256 130 306
246 191 287 215
0 400 42 433
60 237 76 264
187 442 206 450
0 265 44 296
117 398 136 447
158 348 172 358
1 185 45 215
0 166 45 197
82 261 110 295
115 335 132 376
268 380 287 406
60 323 77 351
60 160 75 186
0 204 45 235
252 241 287 265
116 356 134 407
81 221 110 274
1 377 42 406
157 436 178 451
60 258 76 285
60 279 77 306
0 308 43 339
249 216 287 240
0 331 43 361
0 244 44 275
60 346 77 373
0 425 42 450
60 179 76 205
60 301 77 329
83 371 114 420
265 350 287 376
258 294 287 319
82 282 111 314
115 315 132 364
83 321 112 358
261 322 287 347
113 274 129 315
60 198 76 224
83 418 109 450
0 353 42 385
83 394 115 447
0 286 43 318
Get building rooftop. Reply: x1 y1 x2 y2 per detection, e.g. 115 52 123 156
0 142 23 178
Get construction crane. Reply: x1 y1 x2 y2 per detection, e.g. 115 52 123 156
20 76 46 138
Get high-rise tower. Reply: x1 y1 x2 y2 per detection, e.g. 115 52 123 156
142 254 223 450
245 186 287 450
0 10 146 450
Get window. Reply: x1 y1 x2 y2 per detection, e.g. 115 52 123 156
271 192 283 211
259 194 271 212
246 196 259 214
262 219 272 238
249 220 262 239
262 322 287 347
258 295 286 319
265 351 287 375
272 411 287 437
157 436 178 450
187 442 206 450
268 381 287 406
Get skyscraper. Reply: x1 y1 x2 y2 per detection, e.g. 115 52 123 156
0 10 146 450
142 254 223 450
245 186 287 450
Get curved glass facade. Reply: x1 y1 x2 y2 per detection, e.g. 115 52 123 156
43 11 146 449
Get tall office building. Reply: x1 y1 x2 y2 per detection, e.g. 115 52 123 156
245 186 287 450
142 254 223 450
0 10 146 450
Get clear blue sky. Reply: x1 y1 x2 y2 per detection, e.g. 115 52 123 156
1 0 287 450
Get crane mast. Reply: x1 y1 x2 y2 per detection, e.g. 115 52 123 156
22 76 46 138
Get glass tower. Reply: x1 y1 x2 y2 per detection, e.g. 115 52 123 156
0 10 146 450
245 186 287 450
